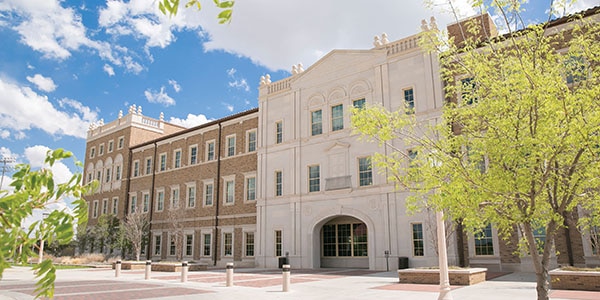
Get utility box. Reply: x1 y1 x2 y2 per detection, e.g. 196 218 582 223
398 257 409 269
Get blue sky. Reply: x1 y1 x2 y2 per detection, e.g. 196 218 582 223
0 0 597 197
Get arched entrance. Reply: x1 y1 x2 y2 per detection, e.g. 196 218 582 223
319 216 369 268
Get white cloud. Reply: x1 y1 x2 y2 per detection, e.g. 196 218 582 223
0 130 9 139
223 103 234 112
168 79 181 92
26 74 57 92
552 0 597 17
58 98 99 122
228 78 250 92
168 113 212 128
0 78 97 139
0 0 144 74
144 86 175 106
24 145 73 184
103 64 115 76
227 68 236 77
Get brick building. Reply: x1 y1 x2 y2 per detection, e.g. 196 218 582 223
83 106 258 267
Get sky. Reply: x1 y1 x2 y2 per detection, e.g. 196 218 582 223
0 0 598 217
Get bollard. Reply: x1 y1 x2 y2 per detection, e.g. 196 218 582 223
225 262 234 287
181 261 188 283
282 264 291 292
115 260 121 278
145 260 152 280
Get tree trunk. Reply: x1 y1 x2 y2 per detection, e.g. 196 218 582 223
535 267 550 300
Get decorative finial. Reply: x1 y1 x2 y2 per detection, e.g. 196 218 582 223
429 16 438 31
297 63 304 73
265 74 271 84
292 65 298 75
260 76 266 86
381 33 389 44
137 105 142 115
99 119 104 126
373 35 382 47
118 110 123 119
128 105 134 114
160 112 164 121
421 19 429 31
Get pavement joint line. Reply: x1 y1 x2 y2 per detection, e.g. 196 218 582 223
53 286 178 297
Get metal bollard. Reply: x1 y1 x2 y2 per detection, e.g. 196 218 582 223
282 264 291 292
181 261 188 282
115 260 121 278
225 262 234 287
145 260 152 280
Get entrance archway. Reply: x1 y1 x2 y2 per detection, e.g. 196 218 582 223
319 216 369 268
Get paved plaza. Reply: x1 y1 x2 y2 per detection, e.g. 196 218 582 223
1 266 599 300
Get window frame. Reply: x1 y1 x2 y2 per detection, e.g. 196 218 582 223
311 109 323 136
189 145 198 165
112 197 118 215
132 160 140 177
275 230 282 257
145 157 152 175
154 234 162 256
159 153 167 171
223 232 233 257
245 175 256 202
89 146 96 158
92 200 99 218
331 104 344 131
108 140 114 153
226 135 236 157
403 87 415 114
186 183 196 208
412 223 425 257
206 140 216 161
202 233 212 257
156 189 165 212
223 176 235 205
142 192 150 213
117 136 124 149
275 170 282 197
203 180 214 207
170 186 180 209
173 149 182 168
358 156 373 187
247 130 257 152
275 121 283 144
245 232 255 257
308 165 320 193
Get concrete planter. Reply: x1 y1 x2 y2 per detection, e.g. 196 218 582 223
112 261 208 272
398 268 487 285
550 268 600 291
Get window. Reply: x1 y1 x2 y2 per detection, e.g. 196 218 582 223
87 173 92 185
171 187 180 209
223 232 233 256
156 190 165 211
99 144 104 156
203 234 212 256
403 88 415 114
108 140 114 153
245 232 255 257
154 235 162 255
102 199 108 215
130 195 137 213
112 197 118 215
185 234 193 256
189 145 198 165
187 185 196 208
90 147 96 158
275 121 283 144
227 135 236 157
174 150 182 168
475 224 494 256
118 137 124 149
358 157 373 186
275 171 282 196
311 110 322 136
96 170 101 181
207 141 215 161
533 227 546 254
133 161 139 177
160 153 167 171
204 182 214 206
308 165 320 192
247 130 257 152
225 179 235 204
169 236 176 256
105 168 111 182
412 223 424 256
275 230 282 256
331 104 344 131
145 158 152 175
461 77 478 105
565 55 586 84
322 222 368 257
353 98 365 109
92 200 98 218
115 165 121 180
142 193 150 213
246 177 256 201
408 149 418 167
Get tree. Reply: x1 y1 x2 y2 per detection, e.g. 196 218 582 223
94 214 121 255
0 149 91 299
158 0 234 23
122 212 149 261
166 205 186 261
352 2 600 300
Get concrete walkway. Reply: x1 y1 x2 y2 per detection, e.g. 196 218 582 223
0 266 598 300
